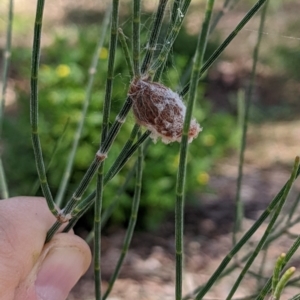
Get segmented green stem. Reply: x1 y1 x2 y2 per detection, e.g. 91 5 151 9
47 0 168 239
47 1 123 241
171 0 182 24
154 0 192 81
118 28 134 78
31 119 69 195
180 0 270 98
102 0 119 144
94 2 119 298
102 132 143 300
193 164 300 300
210 0 241 33
256 239 300 297
105 124 140 182
233 0 269 245
30 0 58 217
141 0 168 74
55 4 111 207
225 157 299 299
62 129 149 230
94 164 104 300
133 0 141 76
175 0 214 299
148 0 192 78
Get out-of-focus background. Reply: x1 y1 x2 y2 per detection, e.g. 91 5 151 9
1 0 300 298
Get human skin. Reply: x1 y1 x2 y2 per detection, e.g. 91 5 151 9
0 197 91 300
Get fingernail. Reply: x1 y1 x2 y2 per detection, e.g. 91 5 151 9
35 246 85 300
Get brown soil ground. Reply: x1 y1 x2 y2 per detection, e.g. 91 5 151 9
69 120 300 300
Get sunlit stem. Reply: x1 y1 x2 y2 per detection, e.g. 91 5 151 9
225 157 299 299
148 0 192 78
272 253 286 293
47 0 169 239
30 0 58 217
133 0 141 77
186 164 300 300
141 0 168 74
233 0 269 245
60 129 149 233
118 28 134 78
175 0 214 298
55 4 111 207
94 2 120 298
102 131 143 300
94 164 104 300
180 0 271 97
273 267 296 299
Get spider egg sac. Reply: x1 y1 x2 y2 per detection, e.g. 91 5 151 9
128 77 202 144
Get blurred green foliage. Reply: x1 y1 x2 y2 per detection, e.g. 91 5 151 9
3 20 239 230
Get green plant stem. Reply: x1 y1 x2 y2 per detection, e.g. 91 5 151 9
175 0 214 299
102 132 143 300
0 0 13 137
94 2 119 298
180 0 270 98
288 193 300 222
47 2 125 242
273 267 296 299
272 253 287 294
210 0 241 33
102 0 119 144
46 0 170 240
141 0 168 74
289 294 300 300
31 119 69 195
257 248 268 290
225 157 299 299
30 0 58 217
94 165 104 300
171 0 182 24
256 236 300 299
104 124 140 182
61 130 149 233
118 28 134 78
154 0 188 81
148 0 191 77
192 164 300 300
55 5 111 208
133 0 141 77
233 0 269 246
0 160 8 199
0 0 14 199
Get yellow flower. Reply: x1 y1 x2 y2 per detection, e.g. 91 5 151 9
99 47 108 59
203 134 215 147
197 172 210 185
56 64 71 78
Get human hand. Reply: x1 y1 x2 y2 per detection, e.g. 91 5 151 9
0 197 91 300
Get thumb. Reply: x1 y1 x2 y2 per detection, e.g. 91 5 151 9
34 233 91 300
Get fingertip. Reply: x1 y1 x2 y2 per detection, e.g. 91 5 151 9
35 233 91 300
